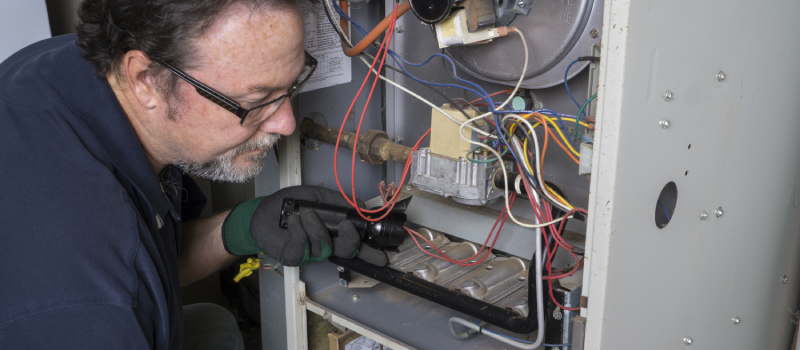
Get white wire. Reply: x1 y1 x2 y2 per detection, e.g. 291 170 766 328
502 114 572 213
450 31 566 228
474 29 528 121
357 55 495 138
323 0 492 137
448 187 545 349
458 120 565 229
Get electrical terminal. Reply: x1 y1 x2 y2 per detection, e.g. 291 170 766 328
435 10 511 48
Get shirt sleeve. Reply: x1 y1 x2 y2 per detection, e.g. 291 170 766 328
0 304 154 350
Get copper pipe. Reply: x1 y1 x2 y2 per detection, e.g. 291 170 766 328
299 119 412 164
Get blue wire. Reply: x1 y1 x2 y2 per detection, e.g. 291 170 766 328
331 0 563 184
658 200 671 221
387 51 494 105
470 321 571 347
331 0 369 36
332 0 498 106
493 107 578 147
564 59 586 117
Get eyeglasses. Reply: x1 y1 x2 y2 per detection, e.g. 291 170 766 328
156 51 317 127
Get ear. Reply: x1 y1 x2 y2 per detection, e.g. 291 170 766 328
119 50 162 110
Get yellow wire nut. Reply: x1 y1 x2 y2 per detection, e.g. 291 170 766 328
233 258 261 283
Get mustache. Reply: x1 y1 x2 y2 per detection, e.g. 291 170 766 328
229 133 281 158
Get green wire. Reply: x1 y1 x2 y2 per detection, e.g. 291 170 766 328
466 144 509 163
574 93 597 144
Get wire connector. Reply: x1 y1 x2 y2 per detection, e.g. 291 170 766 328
496 26 514 37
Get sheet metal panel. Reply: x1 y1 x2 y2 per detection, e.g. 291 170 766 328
584 0 800 348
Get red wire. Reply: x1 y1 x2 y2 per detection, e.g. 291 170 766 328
515 159 586 311
348 3 398 218
404 193 515 267
469 89 512 105
332 3 403 221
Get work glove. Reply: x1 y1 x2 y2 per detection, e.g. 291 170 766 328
221 185 388 267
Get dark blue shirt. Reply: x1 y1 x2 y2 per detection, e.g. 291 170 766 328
0 35 203 349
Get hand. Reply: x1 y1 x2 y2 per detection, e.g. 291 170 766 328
221 186 388 267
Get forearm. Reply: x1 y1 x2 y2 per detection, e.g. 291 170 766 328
178 210 237 287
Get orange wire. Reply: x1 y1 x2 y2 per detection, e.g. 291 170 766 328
340 1 411 57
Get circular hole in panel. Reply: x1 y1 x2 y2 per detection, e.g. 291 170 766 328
685 170 688 176
688 144 692 149
655 182 678 229
486 266 494 270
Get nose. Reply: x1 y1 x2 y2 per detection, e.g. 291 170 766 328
258 98 296 136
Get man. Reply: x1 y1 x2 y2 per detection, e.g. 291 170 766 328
0 0 385 349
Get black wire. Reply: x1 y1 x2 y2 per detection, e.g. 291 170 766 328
503 119 571 211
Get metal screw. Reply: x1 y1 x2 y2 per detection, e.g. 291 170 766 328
337 266 344 272
395 136 404 144
715 207 724 217
700 211 708 220
664 90 674 101
352 294 360 302
404 185 413 191
339 279 347 287
717 71 727 82
553 309 563 320
517 0 526 7
659 118 671 129
323 312 332 323
395 25 403 33
783 276 789 283
377 198 384 205
732 316 740 325
683 337 693 345
590 28 599 38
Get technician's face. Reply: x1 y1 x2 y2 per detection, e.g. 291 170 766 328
167 4 305 183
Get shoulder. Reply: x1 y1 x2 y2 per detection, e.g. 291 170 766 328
0 35 81 109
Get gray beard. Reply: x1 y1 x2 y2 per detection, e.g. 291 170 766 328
174 133 281 183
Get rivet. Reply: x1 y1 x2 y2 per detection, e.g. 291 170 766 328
700 211 708 220
683 337 693 345
517 0 526 7
352 294 360 302
395 25 403 33
783 275 789 283
732 316 740 325
659 118 671 129
717 71 727 82
664 90 674 101
337 266 344 272
715 207 724 217
395 136 404 144
590 28 599 38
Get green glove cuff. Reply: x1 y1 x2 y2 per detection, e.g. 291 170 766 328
222 197 266 256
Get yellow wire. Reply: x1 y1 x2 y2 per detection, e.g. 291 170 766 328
522 137 574 209
509 114 582 157
547 185 573 209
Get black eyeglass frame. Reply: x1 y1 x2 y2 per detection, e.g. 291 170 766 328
156 51 317 125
